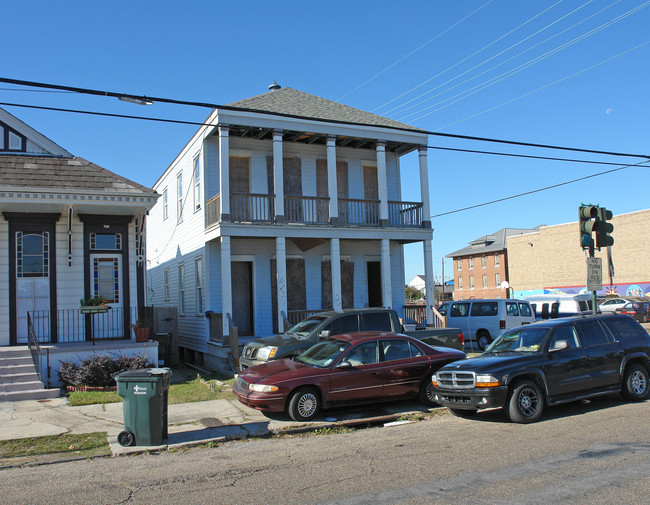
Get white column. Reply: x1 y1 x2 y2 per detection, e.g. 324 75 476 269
376 141 389 226
327 135 339 224
273 130 285 223
381 238 392 308
330 238 342 311
276 237 288 330
418 146 431 228
220 236 232 338
218 125 230 221
423 240 434 325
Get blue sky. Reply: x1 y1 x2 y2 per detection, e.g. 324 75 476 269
3 1 649 285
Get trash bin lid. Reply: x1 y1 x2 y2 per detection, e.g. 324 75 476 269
115 367 171 378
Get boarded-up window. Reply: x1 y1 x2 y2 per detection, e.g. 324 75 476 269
283 157 302 221
321 259 354 309
230 156 251 221
270 258 306 333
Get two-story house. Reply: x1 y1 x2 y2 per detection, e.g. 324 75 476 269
446 227 539 300
0 107 158 395
146 83 435 373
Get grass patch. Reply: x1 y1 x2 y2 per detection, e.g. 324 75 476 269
0 432 109 460
67 367 235 406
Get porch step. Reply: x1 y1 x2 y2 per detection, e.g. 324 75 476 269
0 347 60 402
0 388 60 401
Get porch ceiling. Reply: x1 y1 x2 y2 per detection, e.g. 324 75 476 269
222 125 419 155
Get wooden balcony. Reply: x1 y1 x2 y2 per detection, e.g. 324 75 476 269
205 193 424 228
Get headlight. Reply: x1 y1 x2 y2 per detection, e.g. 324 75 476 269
475 375 500 388
257 346 278 360
431 376 438 387
249 383 279 393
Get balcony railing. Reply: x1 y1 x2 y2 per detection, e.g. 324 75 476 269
27 307 139 344
205 193 423 228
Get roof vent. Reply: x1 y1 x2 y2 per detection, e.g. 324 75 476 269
268 80 281 91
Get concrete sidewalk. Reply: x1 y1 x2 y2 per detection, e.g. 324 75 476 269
0 395 426 457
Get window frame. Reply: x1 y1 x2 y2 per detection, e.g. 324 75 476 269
195 256 203 315
193 155 201 213
178 263 185 315
162 187 168 220
177 174 184 224
164 268 170 301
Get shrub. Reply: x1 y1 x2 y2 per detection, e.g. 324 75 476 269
58 353 153 388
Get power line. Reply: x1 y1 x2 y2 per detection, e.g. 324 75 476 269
430 160 650 218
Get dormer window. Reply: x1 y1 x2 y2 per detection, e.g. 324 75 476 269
0 121 26 152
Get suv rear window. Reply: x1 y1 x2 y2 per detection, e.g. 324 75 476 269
600 317 647 341
364 312 394 332
470 302 498 316
576 320 612 347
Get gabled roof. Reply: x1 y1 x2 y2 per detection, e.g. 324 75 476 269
0 107 71 157
226 87 426 133
446 227 540 258
0 154 156 195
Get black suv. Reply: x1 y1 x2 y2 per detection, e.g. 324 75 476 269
432 313 650 423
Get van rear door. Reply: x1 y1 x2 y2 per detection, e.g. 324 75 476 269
505 301 521 330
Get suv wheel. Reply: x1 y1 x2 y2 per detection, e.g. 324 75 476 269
477 331 492 350
621 364 649 401
506 380 544 423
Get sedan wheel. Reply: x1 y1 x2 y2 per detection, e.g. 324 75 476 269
506 380 544 423
621 364 649 401
288 388 320 421
419 374 438 407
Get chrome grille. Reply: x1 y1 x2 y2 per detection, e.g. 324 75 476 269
437 371 476 389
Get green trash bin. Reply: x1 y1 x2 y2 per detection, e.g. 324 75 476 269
115 368 171 447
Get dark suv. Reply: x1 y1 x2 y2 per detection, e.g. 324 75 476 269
432 313 650 423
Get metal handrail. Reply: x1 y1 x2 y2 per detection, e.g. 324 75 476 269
226 313 240 370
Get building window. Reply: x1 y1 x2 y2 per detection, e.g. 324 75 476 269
164 269 170 301
195 257 203 315
481 255 487 268
468 258 473 270
495 273 501 287
162 188 168 220
482 274 488 289
177 174 183 223
16 232 49 278
193 155 201 212
93 257 119 303
90 233 121 250
458 278 463 290
470 276 475 290
494 254 500 267
457 259 462 271
178 263 185 315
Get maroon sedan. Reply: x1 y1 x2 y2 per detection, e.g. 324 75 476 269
233 332 466 421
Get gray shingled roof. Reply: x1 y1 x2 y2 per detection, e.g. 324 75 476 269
0 154 156 195
226 87 426 133
446 227 539 258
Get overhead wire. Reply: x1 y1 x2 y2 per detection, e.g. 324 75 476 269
337 0 494 100
372 0 564 113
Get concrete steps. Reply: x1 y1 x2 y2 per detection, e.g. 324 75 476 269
0 347 60 401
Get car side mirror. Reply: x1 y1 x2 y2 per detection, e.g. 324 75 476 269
337 360 352 369
319 330 331 340
549 340 569 352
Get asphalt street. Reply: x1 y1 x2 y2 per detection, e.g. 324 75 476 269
0 392 647 505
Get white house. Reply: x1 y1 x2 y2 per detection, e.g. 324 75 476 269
409 275 426 293
146 83 435 373
0 107 159 394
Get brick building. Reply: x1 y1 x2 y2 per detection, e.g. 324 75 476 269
446 228 538 300
507 208 650 298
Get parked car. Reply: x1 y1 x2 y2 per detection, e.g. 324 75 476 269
599 297 634 313
524 293 594 320
234 332 466 421
616 301 650 323
442 299 535 351
432 313 650 423
239 308 464 370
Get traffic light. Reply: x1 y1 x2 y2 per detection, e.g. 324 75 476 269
595 207 614 248
578 205 597 249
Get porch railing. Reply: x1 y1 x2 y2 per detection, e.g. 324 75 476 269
402 305 446 329
205 192 423 228
27 307 139 344
286 309 329 327
27 313 48 384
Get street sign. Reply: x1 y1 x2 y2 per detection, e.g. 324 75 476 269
586 257 602 291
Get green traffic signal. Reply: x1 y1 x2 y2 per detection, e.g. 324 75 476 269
578 205 598 249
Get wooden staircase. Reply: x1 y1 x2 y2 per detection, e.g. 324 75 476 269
0 347 60 401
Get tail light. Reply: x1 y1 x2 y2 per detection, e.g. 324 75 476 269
500 320 506 329
457 331 465 345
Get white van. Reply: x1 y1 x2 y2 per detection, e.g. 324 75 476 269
524 293 594 320
444 299 535 351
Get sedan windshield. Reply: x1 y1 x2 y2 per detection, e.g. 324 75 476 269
295 339 350 368
486 327 550 353
286 315 328 336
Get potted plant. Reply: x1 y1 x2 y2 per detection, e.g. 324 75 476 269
132 319 150 342
79 296 109 314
